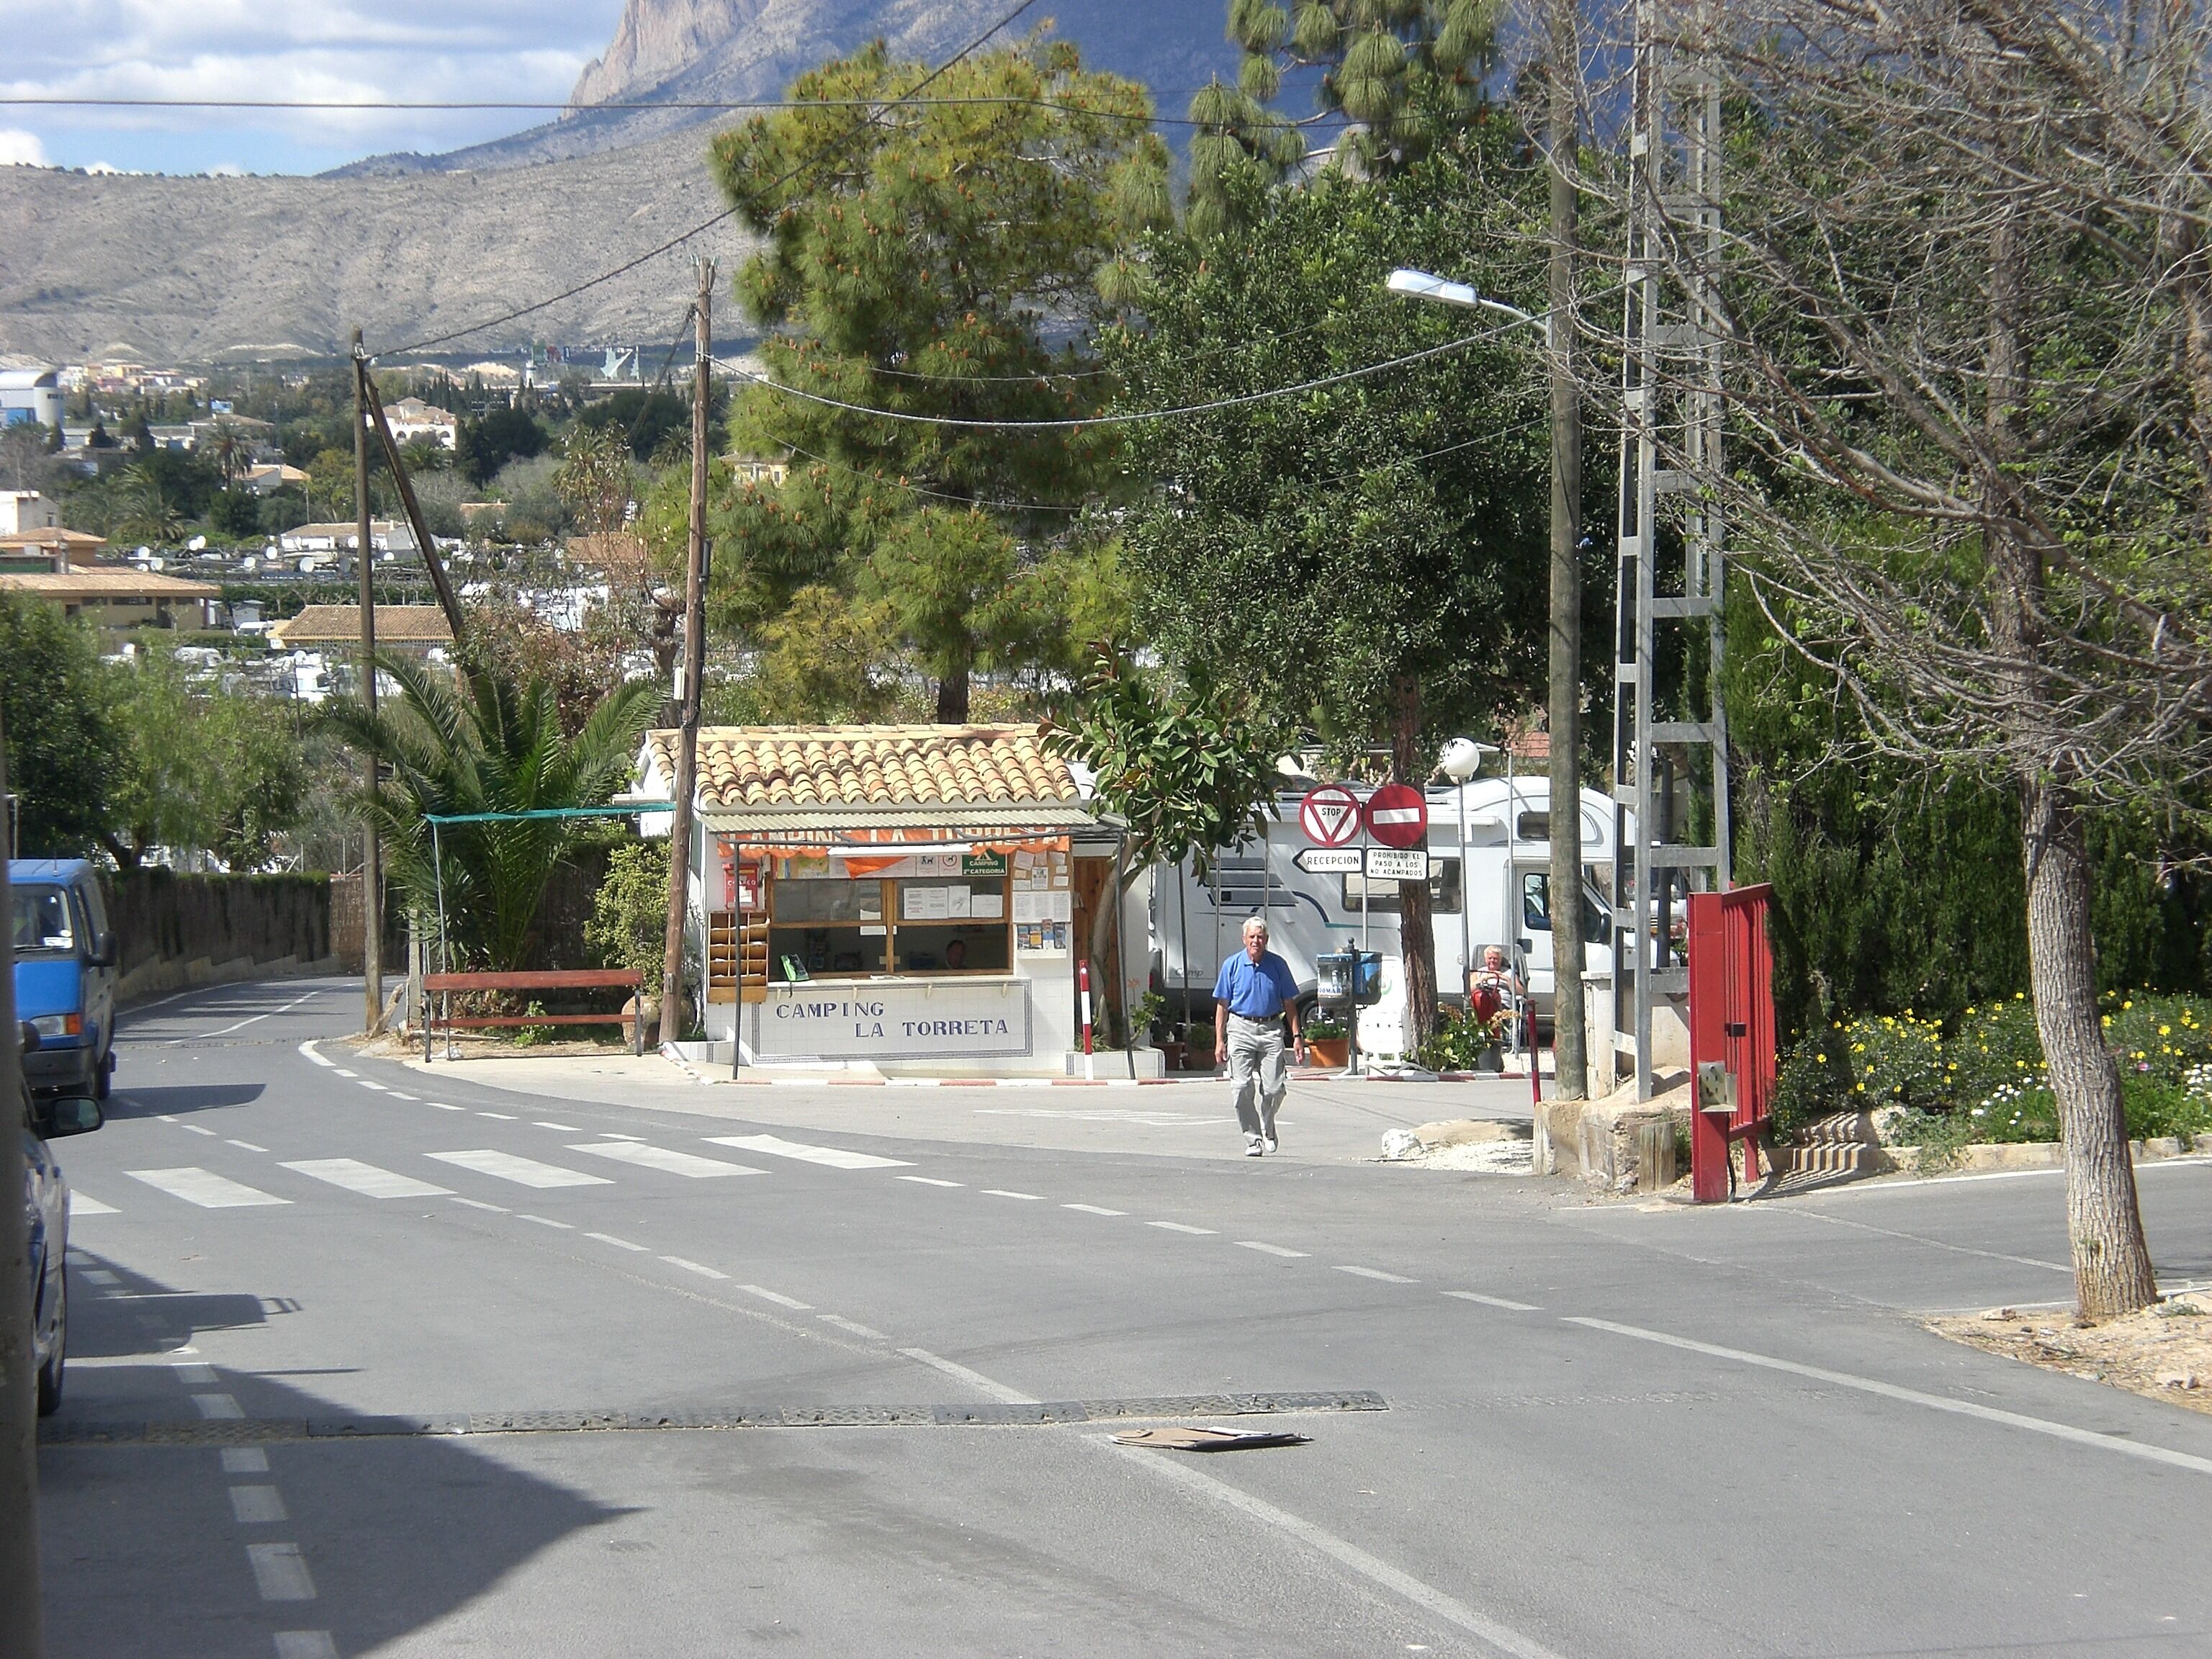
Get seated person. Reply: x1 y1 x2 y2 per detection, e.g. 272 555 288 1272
943 938 968 971
1468 944 1520 1023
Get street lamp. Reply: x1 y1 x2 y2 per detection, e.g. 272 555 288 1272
1436 737 1494 1014
1393 261 1586 1102
1385 268 1551 346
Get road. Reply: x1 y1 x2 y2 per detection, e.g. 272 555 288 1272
35 976 2212 1658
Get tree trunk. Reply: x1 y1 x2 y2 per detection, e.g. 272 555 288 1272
1390 675 1438 1046
1984 207 2158 1321
935 662 970 724
2022 779 2159 1318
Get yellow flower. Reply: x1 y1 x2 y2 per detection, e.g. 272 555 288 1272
2160 1025 2172 1037
1815 1053 1827 1064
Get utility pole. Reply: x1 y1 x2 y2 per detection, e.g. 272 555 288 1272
352 330 384 1034
1611 0 1730 1097
659 260 715 1050
1547 0 1588 1103
0 729 46 1659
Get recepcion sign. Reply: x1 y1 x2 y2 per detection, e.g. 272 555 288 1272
757 978 1032 1060
1294 847 1363 874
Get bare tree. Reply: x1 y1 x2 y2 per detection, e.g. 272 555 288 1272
1597 0 2212 1316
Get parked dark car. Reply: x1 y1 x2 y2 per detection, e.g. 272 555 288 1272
10 858 118 1100
18 1021 103 1414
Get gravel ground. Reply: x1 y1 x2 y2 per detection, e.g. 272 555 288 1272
1928 1290 2212 1415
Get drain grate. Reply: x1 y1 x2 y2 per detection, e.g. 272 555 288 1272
41 1389 1387 1447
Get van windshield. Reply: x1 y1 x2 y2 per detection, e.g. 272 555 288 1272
11 884 77 955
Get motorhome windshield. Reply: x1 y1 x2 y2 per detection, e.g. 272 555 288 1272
11 884 77 955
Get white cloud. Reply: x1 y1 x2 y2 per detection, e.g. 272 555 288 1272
0 127 48 166
0 1 616 172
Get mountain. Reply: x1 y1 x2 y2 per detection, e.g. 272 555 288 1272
331 0 1236 176
0 1 1238 363
0 127 738 364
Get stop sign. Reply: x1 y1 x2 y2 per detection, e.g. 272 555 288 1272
1362 782 1429 849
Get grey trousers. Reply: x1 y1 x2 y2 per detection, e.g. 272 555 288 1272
1226 1016 1287 1140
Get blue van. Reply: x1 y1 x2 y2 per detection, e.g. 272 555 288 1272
9 859 117 1099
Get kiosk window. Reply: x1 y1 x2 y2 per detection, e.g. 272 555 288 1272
766 866 1013 980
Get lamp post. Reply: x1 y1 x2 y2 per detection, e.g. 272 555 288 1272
1389 264 1586 1101
1435 737 1493 1016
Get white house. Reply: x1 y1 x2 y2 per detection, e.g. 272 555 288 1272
382 397 459 449
0 491 60 534
0 367 63 431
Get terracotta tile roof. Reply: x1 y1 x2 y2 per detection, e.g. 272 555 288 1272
0 569 217 598
267 604 454 645
653 725 1082 812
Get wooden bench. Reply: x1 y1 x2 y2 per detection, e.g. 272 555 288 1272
421 968 647 1059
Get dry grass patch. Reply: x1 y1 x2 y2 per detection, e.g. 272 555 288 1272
1928 1291 2212 1416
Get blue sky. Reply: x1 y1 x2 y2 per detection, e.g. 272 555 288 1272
0 1 617 176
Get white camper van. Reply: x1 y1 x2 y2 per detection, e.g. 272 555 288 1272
1155 778 1620 1056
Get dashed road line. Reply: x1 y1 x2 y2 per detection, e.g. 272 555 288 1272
983 1189 1047 1201
194 1393 243 1419
819 1314 887 1339
179 1123 218 1137
476 1111 516 1120
585 1231 649 1252
1444 1291 1542 1312
448 1197 509 1214
1335 1266 1417 1284
388 1091 419 1101
229 1485 287 1524
897 1176 963 1188
518 1214 575 1231
1148 1221 1215 1236
332 1070 357 1079
1062 1203 1125 1215
298 1043 333 1069
1239 1241 1308 1258
356 1080 388 1092
534 1120 582 1132
738 1285 810 1310
274 1634 338 1659
174 1363 218 1385
662 1255 727 1281
222 1447 269 1474
246 1542 316 1601
227 1140 269 1153
71 1195 117 1217
82 1268 120 1285
428 1102 465 1112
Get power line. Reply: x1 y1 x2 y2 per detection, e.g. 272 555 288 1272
372 0 1044 359
713 323 1521 431
1 92 1342 131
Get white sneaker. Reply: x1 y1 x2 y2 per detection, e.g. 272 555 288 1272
1262 1135 1279 1154
1245 1137 1265 1157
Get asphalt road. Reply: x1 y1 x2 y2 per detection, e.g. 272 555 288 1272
34 976 2212 1658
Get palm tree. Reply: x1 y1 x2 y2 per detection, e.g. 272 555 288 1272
114 462 183 546
323 654 657 971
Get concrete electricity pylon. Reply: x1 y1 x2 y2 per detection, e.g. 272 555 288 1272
1609 0 1730 1099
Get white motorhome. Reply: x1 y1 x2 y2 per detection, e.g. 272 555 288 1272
1155 778 1621 1056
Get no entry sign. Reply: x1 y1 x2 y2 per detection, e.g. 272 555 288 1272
1362 783 1429 849
1298 784 1362 848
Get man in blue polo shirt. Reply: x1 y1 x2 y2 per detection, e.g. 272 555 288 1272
1213 917 1305 1156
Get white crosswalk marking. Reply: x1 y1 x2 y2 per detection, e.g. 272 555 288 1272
69 1193 118 1216
705 1134 912 1170
282 1159 454 1200
247 1542 316 1601
424 1151 611 1190
230 1485 287 1524
567 1143 765 1179
127 1168 291 1210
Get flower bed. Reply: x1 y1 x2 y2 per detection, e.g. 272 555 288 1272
1773 992 2212 1166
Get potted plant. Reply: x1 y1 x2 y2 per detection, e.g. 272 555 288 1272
1304 1016 1349 1069
1177 1021 1217 1071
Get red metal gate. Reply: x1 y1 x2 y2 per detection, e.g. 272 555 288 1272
1686 884 1777 1202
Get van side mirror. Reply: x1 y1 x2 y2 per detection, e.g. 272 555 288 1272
1516 938 1533 956
86 930 116 968
38 1096 104 1138
18 1021 39 1056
